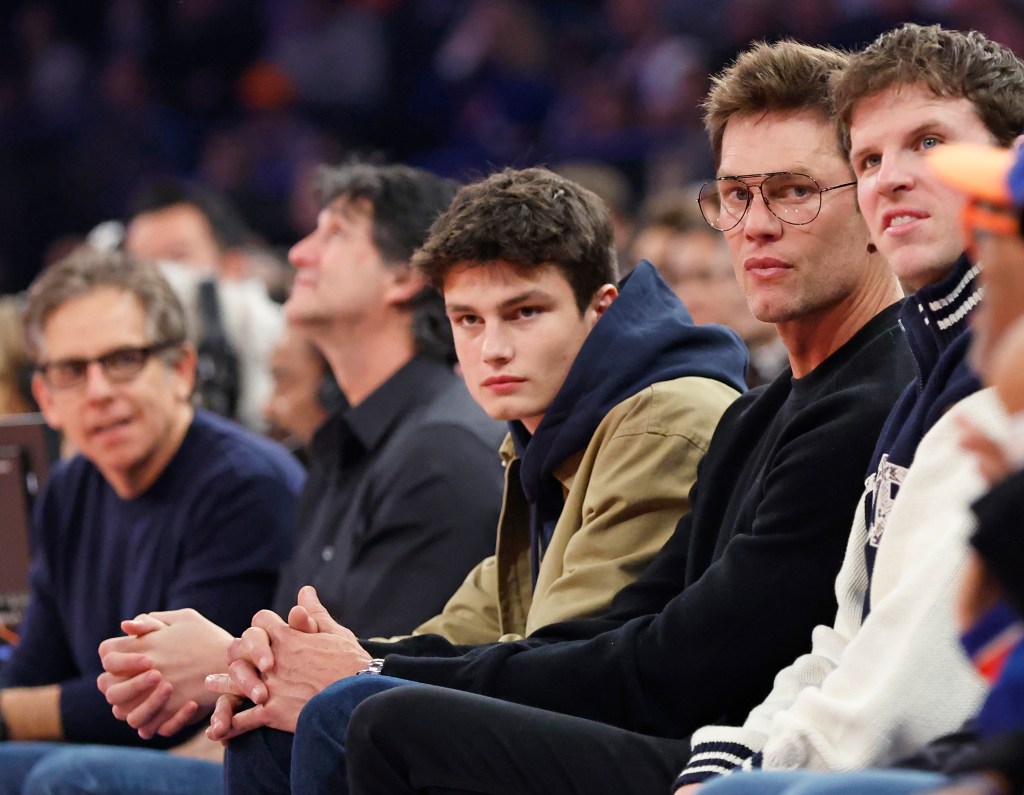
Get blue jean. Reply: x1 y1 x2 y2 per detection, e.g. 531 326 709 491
223 674 411 795
0 742 223 794
697 769 952 794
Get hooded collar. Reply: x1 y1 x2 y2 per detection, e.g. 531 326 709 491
508 261 749 576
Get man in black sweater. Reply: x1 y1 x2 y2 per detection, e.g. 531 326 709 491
217 42 916 795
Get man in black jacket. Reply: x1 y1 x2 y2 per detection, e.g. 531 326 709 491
218 41 917 795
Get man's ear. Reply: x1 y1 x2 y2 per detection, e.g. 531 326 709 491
170 343 198 401
1011 134 1024 154
384 263 429 306
590 284 618 318
31 372 61 431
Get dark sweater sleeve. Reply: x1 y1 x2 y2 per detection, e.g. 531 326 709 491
379 386 892 738
57 469 299 747
953 730 1024 793
969 469 1024 616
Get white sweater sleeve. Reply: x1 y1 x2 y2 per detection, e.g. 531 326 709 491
677 389 1000 786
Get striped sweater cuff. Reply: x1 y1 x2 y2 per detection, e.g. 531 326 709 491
673 743 761 788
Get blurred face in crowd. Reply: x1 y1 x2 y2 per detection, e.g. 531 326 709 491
32 288 195 498
989 316 1024 415
850 83 996 290
716 110 870 328
125 203 224 274
444 260 616 434
659 229 771 339
967 212 1024 377
262 328 330 446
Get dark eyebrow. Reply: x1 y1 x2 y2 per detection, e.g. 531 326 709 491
446 289 554 315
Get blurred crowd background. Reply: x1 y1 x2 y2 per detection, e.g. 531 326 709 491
1 0 1023 295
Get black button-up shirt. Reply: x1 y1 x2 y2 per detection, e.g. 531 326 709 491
272 356 504 637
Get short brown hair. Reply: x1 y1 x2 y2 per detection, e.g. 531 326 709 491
412 167 617 313
23 247 188 361
833 24 1024 156
703 41 849 167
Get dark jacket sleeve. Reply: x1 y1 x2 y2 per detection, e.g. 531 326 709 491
947 730 1024 793
379 386 895 738
901 724 1024 795
970 469 1024 616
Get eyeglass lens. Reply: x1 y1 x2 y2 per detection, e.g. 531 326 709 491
42 346 158 389
699 173 823 231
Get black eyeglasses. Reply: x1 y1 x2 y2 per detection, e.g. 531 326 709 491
698 172 857 232
36 339 185 390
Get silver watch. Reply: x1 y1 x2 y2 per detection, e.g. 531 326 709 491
356 658 385 676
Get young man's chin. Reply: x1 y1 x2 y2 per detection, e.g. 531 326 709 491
883 241 963 292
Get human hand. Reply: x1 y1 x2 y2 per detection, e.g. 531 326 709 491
205 586 371 739
97 608 233 738
675 784 701 794
957 414 1014 486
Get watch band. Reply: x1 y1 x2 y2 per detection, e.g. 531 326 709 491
356 658 385 676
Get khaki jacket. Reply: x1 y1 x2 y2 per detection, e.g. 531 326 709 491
410 375 738 643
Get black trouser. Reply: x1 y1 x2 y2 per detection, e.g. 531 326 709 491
346 684 691 795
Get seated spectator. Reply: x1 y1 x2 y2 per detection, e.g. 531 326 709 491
0 249 304 793
0 295 35 415
554 161 638 267
630 187 787 386
124 180 284 431
212 41 917 794
261 325 337 459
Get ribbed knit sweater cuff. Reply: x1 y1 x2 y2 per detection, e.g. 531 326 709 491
673 743 761 788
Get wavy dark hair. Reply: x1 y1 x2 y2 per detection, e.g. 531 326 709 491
317 161 461 364
413 167 617 313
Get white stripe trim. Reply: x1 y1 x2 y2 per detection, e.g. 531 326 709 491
927 264 981 312
679 764 736 776
936 287 983 331
686 751 748 766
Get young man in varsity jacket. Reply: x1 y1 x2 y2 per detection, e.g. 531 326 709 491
676 24 1024 792
218 41 919 795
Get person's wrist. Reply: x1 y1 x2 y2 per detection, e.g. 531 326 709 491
0 694 9 742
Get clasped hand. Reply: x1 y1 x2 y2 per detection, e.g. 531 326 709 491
205 585 372 740
97 607 233 739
